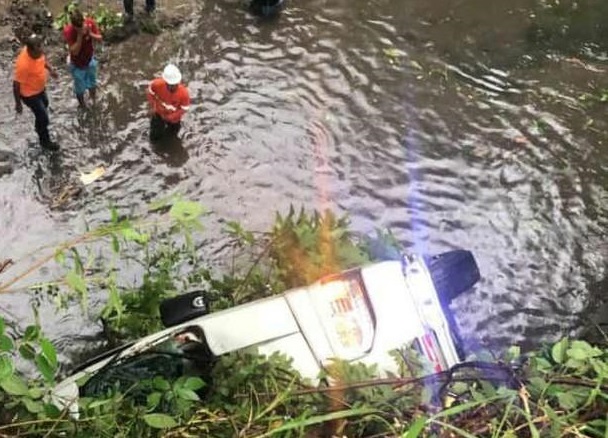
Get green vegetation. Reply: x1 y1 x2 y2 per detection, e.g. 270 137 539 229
0 198 606 436
53 1 123 31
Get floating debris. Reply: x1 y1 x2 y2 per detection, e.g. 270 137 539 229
79 166 106 185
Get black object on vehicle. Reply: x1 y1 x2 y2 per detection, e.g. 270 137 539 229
425 250 480 303
160 290 208 328
249 0 284 17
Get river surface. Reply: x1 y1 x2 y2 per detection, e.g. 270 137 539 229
1 0 608 365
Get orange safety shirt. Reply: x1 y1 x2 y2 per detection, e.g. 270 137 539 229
13 47 47 98
147 78 190 124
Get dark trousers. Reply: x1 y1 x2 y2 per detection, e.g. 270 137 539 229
150 114 181 142
22 91 50 146
123 0 155 15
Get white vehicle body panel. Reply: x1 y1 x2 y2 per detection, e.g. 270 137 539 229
53 256 465 413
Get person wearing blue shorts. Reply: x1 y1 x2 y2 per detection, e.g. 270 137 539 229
69 57 97 100
63 9 102 108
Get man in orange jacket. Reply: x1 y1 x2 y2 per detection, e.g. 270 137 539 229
13 34 59 150
146 64 190 143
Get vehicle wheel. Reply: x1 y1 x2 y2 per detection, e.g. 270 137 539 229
425 250 480 304
160 290 208 328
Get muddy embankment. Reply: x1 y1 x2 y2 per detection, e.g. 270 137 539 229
0 0 190 55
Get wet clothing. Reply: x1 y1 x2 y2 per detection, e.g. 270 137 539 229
150 114 181 142
64 18 100 97
22 91 51 146
13 47 52 147
63 18 99 68
69 57 97 96
147 78 189 142
146 78 190 124
13 47 47 97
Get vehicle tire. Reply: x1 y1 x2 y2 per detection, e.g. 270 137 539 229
425 250 480 304
160 290 208 328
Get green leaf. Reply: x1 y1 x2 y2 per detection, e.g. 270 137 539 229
143 413 178 429
533 357 553 372
110 205 119 224
176 387 199 402
506 345 521 360
1 375 29 395
551 338 568 364
564 358 586 371
591 358 608 378
35 353 55 382
169 200 206 223
19 343 36 361
147 392 162 409
557 392 579 410
65 271 87 296
403 416 427 438
567 341 602 361
0 317 4 336
70 248 84 275
567 348 589 361
43 403 61 419
121 228 149 244
183 377 205 391
111 235 120 253
22 398 43 413
528 377 548 394
0 355 14 381
28 387 43 399
152 376 171 391
24 325 39 342
54 250 66 265
40 338 57 369
88 398 113 409
450 381 469 395
0 335 14 352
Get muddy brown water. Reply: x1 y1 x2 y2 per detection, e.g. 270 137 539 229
1 0 608 367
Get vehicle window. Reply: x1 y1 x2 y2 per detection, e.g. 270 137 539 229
80 350 185 400
80 333 214 402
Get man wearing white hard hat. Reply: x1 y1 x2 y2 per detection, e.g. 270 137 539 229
146 64 190 142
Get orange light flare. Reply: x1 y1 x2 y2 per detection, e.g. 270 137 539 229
307 116 337 273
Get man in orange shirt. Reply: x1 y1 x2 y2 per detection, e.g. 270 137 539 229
13 34 59 150
146 64 190 143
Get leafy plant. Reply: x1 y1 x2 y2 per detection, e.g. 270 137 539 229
53 1 123 31
2 201 608 437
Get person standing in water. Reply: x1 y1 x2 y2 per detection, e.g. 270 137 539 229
63 9 102 108
13 34 59 150
146 64 190 142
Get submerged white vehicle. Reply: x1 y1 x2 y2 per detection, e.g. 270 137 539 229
53 249 480 412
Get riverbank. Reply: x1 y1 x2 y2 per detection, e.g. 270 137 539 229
0 0 193 62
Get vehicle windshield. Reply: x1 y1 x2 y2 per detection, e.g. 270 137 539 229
80 327 214 401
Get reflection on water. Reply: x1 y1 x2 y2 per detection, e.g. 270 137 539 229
0 0 607 360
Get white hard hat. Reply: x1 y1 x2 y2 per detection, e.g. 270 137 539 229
162 64 182 85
